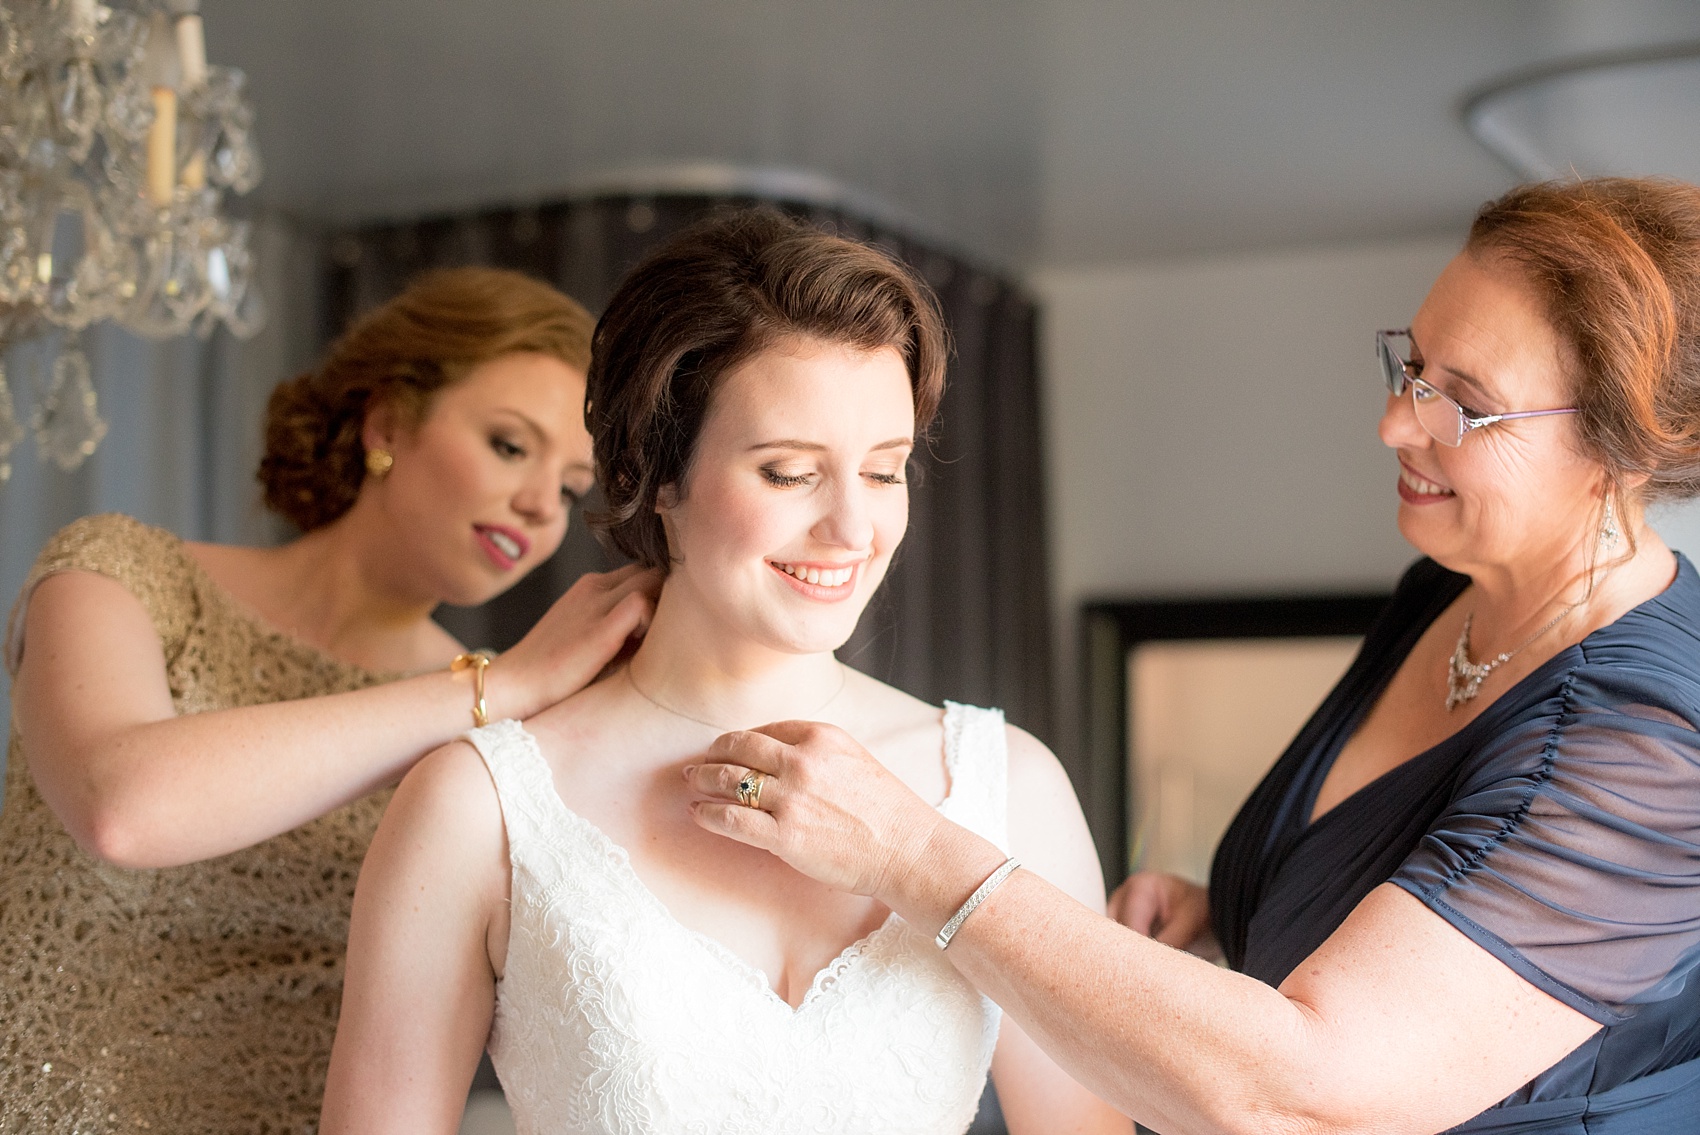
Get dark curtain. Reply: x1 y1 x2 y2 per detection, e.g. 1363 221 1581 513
320 194 1054 743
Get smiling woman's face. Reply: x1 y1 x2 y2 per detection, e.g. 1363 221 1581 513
363 350 594 607
1381 251 1607 580
658 336 915 656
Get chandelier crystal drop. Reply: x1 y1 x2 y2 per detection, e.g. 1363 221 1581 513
0 0 263 481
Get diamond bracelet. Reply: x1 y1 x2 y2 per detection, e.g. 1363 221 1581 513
934 857 1021 950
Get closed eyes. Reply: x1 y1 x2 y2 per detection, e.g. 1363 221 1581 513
760 466 906 488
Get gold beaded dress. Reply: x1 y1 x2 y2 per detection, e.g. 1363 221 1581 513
0 514 393 1134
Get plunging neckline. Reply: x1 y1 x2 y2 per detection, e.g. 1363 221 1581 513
494 713 966 1014
1296 570 1551 833
1297 555 1691 834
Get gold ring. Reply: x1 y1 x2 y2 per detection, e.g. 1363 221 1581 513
736 771 766 809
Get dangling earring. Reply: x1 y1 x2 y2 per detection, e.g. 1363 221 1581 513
1599 491 1621 552
365 448 394 478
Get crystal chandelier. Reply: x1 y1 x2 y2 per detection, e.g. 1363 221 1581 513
0 0 262 482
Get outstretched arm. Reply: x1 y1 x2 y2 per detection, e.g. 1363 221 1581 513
988 727 1131 1135
319 742 510 1135
11 564 654 867
685 723 1600 1135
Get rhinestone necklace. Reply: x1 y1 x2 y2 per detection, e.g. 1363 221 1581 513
1445 605 1577 711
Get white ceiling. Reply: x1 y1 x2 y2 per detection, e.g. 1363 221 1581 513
200 0 1700 270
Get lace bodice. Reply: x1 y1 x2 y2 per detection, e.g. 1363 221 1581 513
465 703 1010 1135
0 514 392 1135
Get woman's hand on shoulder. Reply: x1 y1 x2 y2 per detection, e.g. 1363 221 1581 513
487 564 660 720
319 739 508 1135
1109 872 1219 959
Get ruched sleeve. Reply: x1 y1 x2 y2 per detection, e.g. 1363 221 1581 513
1392 660 1700 1025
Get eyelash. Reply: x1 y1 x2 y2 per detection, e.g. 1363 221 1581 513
760 467 906 488
1409 363 1487 418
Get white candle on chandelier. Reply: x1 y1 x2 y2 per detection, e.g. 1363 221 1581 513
174 5 208 190
141 12 181 207
69 0 97 36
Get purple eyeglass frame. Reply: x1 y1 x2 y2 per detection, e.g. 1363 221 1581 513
1377 328 1578 447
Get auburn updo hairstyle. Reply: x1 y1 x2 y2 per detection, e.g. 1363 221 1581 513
1466 178 1700 504
259 267 594 531
585 208 948 569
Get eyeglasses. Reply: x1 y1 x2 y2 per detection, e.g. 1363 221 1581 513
1376 329 1578 447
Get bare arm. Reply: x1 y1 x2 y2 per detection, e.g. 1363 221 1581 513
11 564 655 867
989 727 1132 1135
685 724 1601 1135
320 742 508 1135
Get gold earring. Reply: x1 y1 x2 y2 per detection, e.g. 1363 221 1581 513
365 448 394 478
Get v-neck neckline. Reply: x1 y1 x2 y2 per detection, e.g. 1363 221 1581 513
497 709 968 1014
1295 553 1697 838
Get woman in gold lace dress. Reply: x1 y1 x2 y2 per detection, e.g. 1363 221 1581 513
0 267 658 1134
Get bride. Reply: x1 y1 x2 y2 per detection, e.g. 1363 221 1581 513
320 210 1129 1135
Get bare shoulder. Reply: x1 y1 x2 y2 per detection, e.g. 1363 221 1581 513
1003 723 1077 804
381 740 507 868
1001 723 1107 908
838 665 939 740
522 670 630 760
835 667 948 798
352 738 514 986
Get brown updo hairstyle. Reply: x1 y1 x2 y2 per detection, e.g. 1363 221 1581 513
585 208 948 569
1465 178 1700 507
259 267 594 531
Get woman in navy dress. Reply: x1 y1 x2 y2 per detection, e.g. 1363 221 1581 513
684 177 1700 1133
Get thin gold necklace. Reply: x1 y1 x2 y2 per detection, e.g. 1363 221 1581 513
1445 604 1576 711
625 663 848 732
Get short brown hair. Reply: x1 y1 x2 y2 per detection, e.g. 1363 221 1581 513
260 267 594 531
586 208 948 568
1466 178 1700 502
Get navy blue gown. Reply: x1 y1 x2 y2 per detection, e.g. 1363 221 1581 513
1211 555 1700 1133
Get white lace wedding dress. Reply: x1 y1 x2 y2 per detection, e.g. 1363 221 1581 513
462 702 1010 1135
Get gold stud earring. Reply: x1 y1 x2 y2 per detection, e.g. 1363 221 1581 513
365 448 394 478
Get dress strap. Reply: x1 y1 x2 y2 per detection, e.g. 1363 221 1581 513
940 702 1010 852
461 719 563 854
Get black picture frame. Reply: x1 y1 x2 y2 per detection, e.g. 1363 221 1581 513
1078 591 1392 888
